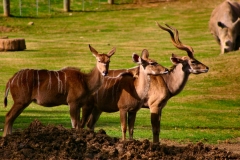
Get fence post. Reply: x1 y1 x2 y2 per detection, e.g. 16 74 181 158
3 0 10 17
108 0 114 4
63 0 70 12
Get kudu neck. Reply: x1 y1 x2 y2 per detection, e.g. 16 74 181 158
162 63 190 96
134 65 151 99
84 66 104 93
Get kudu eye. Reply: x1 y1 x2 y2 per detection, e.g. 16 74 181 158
191 60 197 64
191 63 197 67
150 62 157 66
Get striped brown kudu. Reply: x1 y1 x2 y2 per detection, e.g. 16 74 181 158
91 23 209 143
3 45 116 137
80 50 169 140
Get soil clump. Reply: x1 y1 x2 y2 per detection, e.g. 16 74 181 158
0 120 239 159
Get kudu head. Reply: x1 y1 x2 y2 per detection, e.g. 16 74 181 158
156 22 209 74
133 49 169 75
89 44 116 76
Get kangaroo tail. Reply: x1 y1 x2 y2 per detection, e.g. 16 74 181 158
4 82 10 108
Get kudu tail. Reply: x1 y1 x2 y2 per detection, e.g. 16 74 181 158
4 82 10 108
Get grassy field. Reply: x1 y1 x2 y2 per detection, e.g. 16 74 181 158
0 0 239 144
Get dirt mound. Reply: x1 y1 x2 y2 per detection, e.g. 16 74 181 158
0 120 239 159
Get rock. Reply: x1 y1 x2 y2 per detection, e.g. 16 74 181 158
28 22 34 25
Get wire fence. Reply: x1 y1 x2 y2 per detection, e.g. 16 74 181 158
1 0 138 17
1 0 170 17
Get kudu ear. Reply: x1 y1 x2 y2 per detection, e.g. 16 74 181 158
89 44 98 57
170 53 182 64
132 53 142 64
141 49 149 60
107 47 116 57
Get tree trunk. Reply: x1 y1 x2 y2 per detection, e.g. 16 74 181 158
108 0 114 4
63 0 70 12
3 0 10 17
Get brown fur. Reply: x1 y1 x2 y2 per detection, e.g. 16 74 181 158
3 45 116 137
80 50 169 140
83 24 209 143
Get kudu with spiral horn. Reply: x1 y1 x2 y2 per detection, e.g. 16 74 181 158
96 23 209 142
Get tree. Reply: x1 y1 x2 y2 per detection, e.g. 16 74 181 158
108 0 114 5
63 0 70 12
3 0 10 17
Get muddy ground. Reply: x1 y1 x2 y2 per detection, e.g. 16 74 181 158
0 120 239 159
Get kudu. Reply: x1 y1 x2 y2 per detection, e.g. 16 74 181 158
80 49 169 140
91 23 209 143
3 45 115 137
146 23 209 142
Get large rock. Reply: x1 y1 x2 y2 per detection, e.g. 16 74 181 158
0 38 26 51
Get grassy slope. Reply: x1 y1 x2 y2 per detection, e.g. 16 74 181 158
0 0 239 143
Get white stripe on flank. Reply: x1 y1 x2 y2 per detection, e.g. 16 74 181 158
111 78 118 103
47 71 52 90
37 70 40 97
26 69 30 92
64 71 67 94
103 76 121 104
10 72 18 85
19 70 25 96
54 71 63 93
59 71 65 93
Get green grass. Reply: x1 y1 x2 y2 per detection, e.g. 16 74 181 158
0 0 239 144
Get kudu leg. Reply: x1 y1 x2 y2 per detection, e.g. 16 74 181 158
3 103 29 136
151 107 164 143
69 103 81 129
86 107 102 131
128 111 137 140
120 110 127 141
151 112 160 143
150 105 162 143
80 104 93 128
